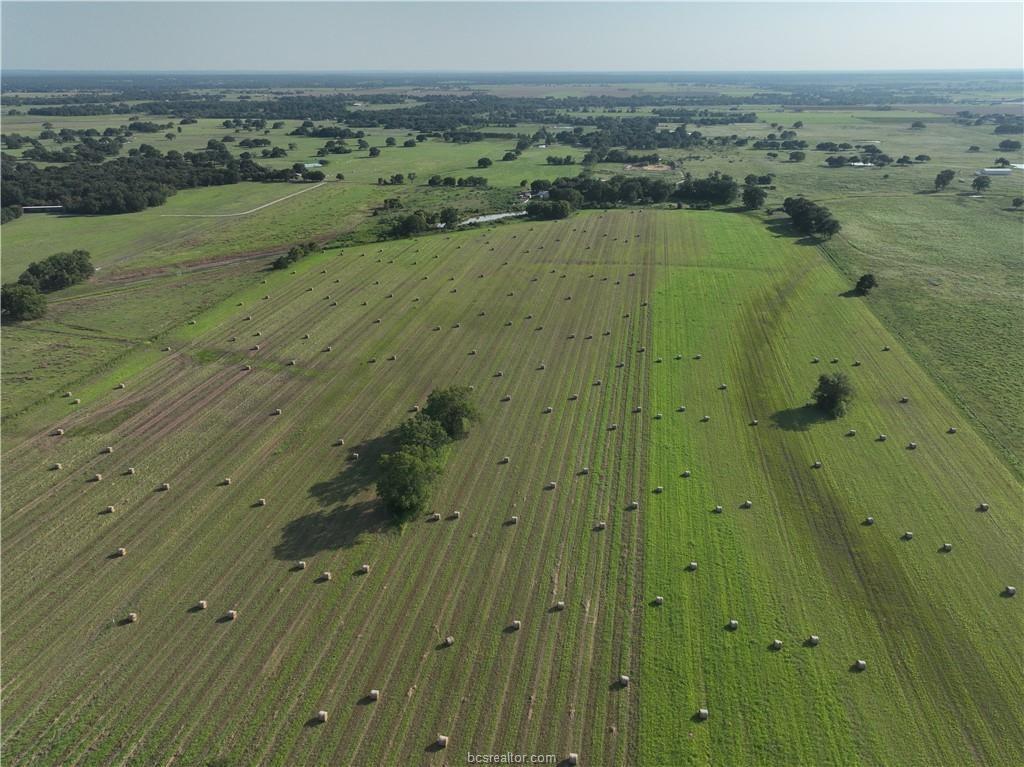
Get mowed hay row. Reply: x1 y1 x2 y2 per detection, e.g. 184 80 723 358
1 214 660 767
641 211 1024 767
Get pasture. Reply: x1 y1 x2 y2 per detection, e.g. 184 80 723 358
2 210 1020 766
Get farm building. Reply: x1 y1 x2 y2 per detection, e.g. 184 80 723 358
976 168 1012 176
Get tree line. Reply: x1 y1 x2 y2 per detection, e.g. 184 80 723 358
2 249 94 322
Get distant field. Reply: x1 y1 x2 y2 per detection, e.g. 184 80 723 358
2 211 1020 767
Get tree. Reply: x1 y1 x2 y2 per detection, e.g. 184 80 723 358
477 157 492 168
998 139 1022 151
165 133 175 141
403 138 416 147
855 273 877 294
914 154 931 162
369 146 381 157
933 169 956 190
788 151 806 162
910 120 927 129
385 137 396 146
395 414 450 451
1 282 46 321
1012 197 1023 209
502 151 518 161
811 372 854 418
972 175 991 193
741 185 767 210
376 446 443 520
423 385 479 439
994 157 1011 167
438 207 460 228
968 145 981 152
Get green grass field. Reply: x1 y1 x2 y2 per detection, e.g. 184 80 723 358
2 210 1021 766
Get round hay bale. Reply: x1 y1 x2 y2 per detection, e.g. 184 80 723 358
830 358 839 364
243 365 252 371
251 345 260 351
159 482 170 491
813 460 822 469
900 396 909 404
102 446 114 454
694 354 702 360
369 689 380 701
594 379 602 386
616 362 625 369
653 596 664 605
697 708 709 721
501 456 510 464
93 473 103 482
116 383 126 390
771 639 783 651
555 601 566 611
162 347 171 352
320 571 332 581
105 505 115 514
72 399 81 405
865 516 874 525
812 357 820 363
303 334 310 339
854 659 867 671
608 424 618 431
655 413 663 420
452 511 461 519
436 735 449 749
350 452 359 461
629 500 639 510
688 561 698 571
569 394 579 401
878 434 887 442
904 531 914 540
979 502 989 512
511 619 521 630
546 481 557 490
272 408 282 416
510 516 519 525
52 463 62 471
359 563 370 574
619 675 630 687
847 429 857 437
942 543 953 552
742 500 752 508
808 635 820 646
198 600 208 610
255 331 263 337
317 710 328 723
1005 586 1017 597
116 547 127 557
256 498 267 506
501 395 512 402
288 360 296 366
674 354 682 360
852 360 862 367
654 486 663 494
681 470 691 478
947 426 957 434
127 612 138 623
718 383 727 390
751 419 759 426
568 753 579 766
701 415 710 422
64 391 73 398
53 428 65 436
297 561 307 570
445 635 455 646
714 505 723 514
677 406 686 413
429 512 441 522
596 521 606 530
335 438 345 446
728 619 738 630
633 406 642 413
907 442 918 450
543 406 553 414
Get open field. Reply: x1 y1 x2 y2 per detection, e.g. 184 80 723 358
2 210 1021 766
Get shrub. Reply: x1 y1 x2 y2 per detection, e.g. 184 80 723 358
18 249 93 293
1 282 46 321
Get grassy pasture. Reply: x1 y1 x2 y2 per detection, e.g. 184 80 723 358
1 210 1020 767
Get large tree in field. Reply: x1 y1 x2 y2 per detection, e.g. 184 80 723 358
376 446 443 520
741 185 767 210
1 283 46 321
477 157 493 168
812 372 854 418
972 175 992 193
933 169 956 190
423 385 479 439
855 273 878 294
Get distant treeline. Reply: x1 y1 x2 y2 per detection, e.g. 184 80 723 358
528 170 738 212
1 142 287 216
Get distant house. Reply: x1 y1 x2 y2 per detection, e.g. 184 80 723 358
978 168 1012 176
303 162 322 169
848 162 874 168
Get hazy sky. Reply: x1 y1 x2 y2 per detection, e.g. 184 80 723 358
2 1 1022 72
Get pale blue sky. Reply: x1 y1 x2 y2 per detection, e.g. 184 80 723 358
2 2 1022 72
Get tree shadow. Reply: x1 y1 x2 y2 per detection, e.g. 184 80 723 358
273 432 399 560
764 219 819 246
769 405 830 432
837 288 861 298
